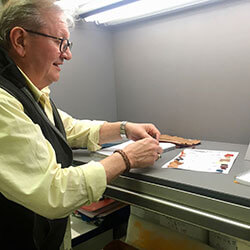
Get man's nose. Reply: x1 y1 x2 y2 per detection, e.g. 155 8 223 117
61 48 72 60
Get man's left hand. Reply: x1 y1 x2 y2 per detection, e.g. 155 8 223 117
125 122 161 141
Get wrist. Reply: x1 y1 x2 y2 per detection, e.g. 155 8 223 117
114 149 131 172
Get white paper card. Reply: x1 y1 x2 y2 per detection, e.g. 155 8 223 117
97 140 175 156
235 170 250 186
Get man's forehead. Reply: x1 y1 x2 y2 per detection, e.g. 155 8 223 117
43 12 70 37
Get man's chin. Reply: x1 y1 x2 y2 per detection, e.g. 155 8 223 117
49 75 60 84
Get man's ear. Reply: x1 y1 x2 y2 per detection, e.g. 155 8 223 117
9 27 27 57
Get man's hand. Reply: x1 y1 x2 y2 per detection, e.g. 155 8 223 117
123 137 163 168
125 122 161 141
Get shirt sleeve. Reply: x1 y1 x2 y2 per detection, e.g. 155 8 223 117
0 88 107 219
58 109 105 151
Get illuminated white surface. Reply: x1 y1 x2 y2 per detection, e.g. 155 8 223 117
84 0 218 25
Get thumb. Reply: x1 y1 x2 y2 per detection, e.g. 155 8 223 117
141 131 152 139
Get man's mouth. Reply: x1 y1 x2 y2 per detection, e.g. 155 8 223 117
53 63 62 70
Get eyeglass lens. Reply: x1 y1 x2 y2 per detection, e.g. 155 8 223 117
60 39 72 52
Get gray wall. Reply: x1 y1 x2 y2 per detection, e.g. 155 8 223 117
50 22 117 121
113 0 250 144
53 0 250 144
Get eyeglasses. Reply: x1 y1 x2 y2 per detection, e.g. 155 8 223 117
24 29 73 53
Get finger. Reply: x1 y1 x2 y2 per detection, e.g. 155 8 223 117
159 146 163 154
154 132 161 141
141 131 153 139
148 128 161 141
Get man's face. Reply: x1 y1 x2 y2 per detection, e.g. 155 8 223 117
24 12 72 89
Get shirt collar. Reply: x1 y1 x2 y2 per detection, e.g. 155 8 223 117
17 66 50 102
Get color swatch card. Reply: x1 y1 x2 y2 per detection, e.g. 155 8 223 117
162 149 238 174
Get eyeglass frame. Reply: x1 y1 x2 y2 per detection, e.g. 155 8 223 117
24 28 73 53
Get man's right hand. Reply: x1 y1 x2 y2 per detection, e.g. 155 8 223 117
123 138 163 169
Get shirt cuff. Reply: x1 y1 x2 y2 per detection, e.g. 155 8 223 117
87 123 104 151
80 161 107 202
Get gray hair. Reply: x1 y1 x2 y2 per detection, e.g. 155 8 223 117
0 0 74 50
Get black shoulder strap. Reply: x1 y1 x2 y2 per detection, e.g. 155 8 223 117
0 75 69 144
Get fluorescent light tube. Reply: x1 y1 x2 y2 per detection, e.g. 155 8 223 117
84 0 220 26
77 0 124 15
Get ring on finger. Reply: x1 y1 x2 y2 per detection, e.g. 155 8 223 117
157 153 161 160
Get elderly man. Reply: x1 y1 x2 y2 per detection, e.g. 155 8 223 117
0 0 162 249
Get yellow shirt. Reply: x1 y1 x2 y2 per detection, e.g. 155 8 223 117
0 71 107 221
